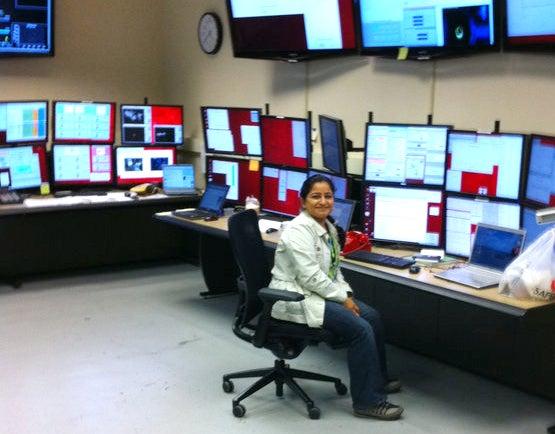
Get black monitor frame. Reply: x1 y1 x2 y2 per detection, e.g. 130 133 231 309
308 168 350 199
522 134 555 208
120 103 184 146
260 164 308 218
319 114 347 176
201 106 263 157
502 0 555 52
0 100 49 145
0 142 48 192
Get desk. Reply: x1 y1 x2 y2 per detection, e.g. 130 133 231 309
0 194 200 284
155 211 555 401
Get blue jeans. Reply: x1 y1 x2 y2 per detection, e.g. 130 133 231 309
323 298 388 409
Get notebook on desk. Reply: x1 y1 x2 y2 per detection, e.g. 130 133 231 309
172 182 229 220
434 223 526 289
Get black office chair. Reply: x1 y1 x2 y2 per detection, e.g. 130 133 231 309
223 210 347 419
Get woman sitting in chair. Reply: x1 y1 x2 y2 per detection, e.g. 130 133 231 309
270 174 404 421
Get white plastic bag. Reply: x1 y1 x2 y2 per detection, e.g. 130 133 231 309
499 228 555 301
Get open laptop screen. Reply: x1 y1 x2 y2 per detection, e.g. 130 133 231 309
163 164 195 195
471 224 525 271
331 198 356 232
199 183 230 215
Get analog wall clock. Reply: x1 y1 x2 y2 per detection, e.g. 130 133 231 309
198 12 223 55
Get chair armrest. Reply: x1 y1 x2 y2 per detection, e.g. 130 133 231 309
259 287 304 304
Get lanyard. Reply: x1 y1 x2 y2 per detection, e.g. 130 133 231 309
326 233 340 281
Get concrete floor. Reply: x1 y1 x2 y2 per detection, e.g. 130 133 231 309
0 263 553 434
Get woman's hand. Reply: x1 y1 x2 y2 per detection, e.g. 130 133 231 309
343 297 360 316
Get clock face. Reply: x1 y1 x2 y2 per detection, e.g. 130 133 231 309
198 13 222 54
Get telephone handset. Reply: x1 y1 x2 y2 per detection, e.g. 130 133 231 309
130 183 159 195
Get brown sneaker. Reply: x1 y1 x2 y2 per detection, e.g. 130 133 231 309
383 379 402 394
353 401 404 420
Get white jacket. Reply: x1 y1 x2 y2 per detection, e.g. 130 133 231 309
270 210 352 328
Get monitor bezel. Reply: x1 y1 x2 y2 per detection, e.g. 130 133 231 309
363 122 452 188
445 129 526 201
0 143 48 192
0 100 49 145
205 155 262 206
225 0 359 61
261 163 308 218
522 134 555 207
50 143 115 188
52 100 116 144
260 115 312 170
201 106 263 157
119 103 184 146
356 0 501 60
307 168 350 199
114 145 177 186
318 114 347 176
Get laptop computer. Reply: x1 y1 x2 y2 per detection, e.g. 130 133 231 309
330 198 356 232
434 223 526 289
172 182 229 220
163 164 196 195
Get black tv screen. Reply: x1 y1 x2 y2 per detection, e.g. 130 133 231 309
357 0 499 59
0 0 53 57
226 0 357 61
504 0 555 50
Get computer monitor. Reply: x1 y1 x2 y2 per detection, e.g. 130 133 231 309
524 135 555 207
162 164 196 195
261 115 310 169
206 156 262 205
308 169 349 200
445 195 521 257
261 165 307 217
201 106 262 156
364 123 450 186
362 185 444 247
53 101 116 144
522 207 555 249
0 144 48 190
120 104 184 146
319 114 347 176
115 146 176 186
0 101 48 144
505 0 555 50
0 0 53 57
331 198 356 232
445 131 524 200
52 144 113 187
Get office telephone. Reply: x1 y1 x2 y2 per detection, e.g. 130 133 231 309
130 183 159 196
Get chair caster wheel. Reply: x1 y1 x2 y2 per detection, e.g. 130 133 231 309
308 406 320 420
335 382 348 395
233 404 246 418
222 380 234 393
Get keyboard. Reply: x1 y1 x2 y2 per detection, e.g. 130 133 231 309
72 190 108 196
0 191 24 205
344 250 414 269
172 209 215 220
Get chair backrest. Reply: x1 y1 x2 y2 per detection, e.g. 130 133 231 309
228 210 271 333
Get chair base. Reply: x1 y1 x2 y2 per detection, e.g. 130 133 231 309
223 359 347 419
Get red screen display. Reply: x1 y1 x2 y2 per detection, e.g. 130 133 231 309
261 165 307 217
261 116 309 169
206 157 262 204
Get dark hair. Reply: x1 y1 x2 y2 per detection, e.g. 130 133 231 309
299 174 336 200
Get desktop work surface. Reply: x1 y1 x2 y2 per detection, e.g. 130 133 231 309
155 211 555 402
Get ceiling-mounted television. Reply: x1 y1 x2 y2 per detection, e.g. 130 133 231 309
226 0 357 61
357 0 500 59
0 0 54 57
504 0 555 51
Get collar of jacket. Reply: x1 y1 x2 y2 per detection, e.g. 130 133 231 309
299 210 334 238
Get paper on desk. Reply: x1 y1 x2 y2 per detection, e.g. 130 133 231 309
258 219 281 233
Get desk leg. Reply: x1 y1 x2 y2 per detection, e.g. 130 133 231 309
198 234 239 298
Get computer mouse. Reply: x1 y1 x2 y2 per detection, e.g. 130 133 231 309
409 264 421 274
203 215 218 222
265 227 278 234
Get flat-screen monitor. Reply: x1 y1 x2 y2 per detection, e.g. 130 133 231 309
201 106 262 156
162 164 196 195
445 131 524 200
226 0 357 60
505 0 555 50
206 156 262 205
52 144 113 187
364 123 450 186
53 101 116 144
362 185 444 247
331 197 356 232
261 165 307 217
319 114 347 176
0 144 48 190
522 207 555 249
308 169 349 199
445 195 520 257
524 135 555 207
120 105 184 146
357 0 499 58
261 115 310 169
0 0 53 57
115 146 176 186
0 101 48 144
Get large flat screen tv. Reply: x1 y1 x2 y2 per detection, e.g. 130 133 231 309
357 0 500 59
0 0 53 57
226 0 357 61
504 0 555 51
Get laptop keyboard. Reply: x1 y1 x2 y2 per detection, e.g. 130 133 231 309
0 191 24 205
344 250 414 269
172 209 214 220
